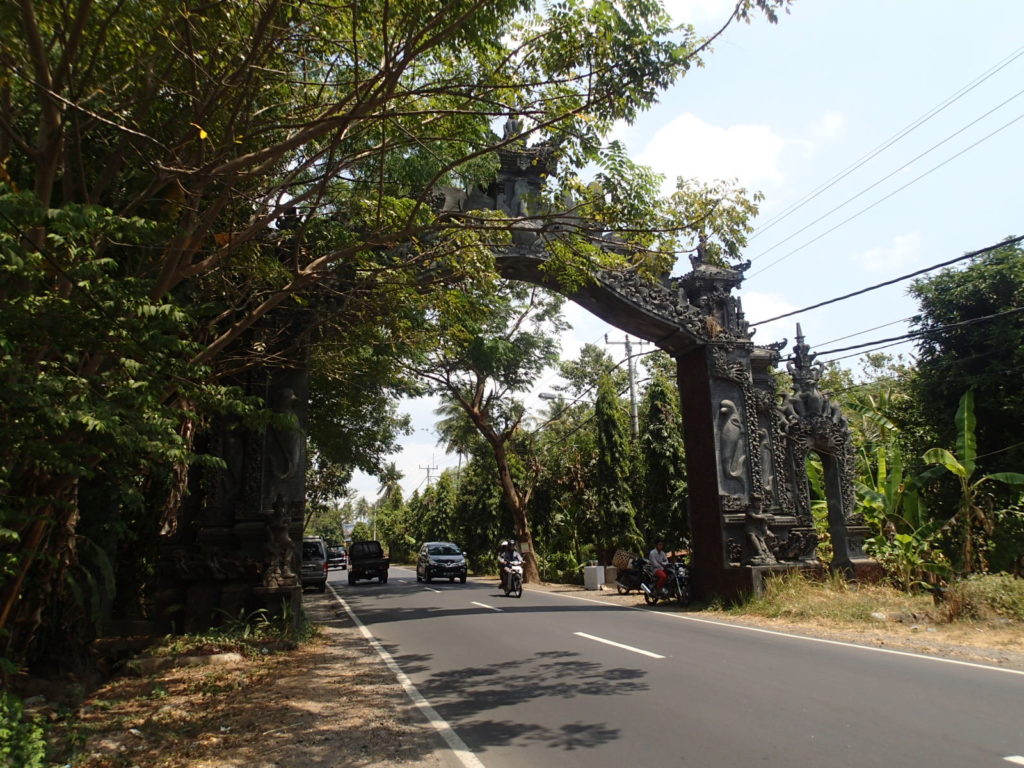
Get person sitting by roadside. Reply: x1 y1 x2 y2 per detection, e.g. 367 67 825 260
648 538 670 594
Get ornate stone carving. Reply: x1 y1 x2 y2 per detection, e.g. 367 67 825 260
720 494 748 513
778 528 819 561
263 498 297 588
597 268 706 335
726 538 744 565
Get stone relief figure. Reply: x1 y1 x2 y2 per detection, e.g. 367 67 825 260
719 399 746 480
744 505 778 566
511 176 531 217
502 114 523 142
263 496 296 588
264 386 304 509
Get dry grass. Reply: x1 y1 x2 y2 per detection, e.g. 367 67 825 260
736 572 937 623
735 571 1024 625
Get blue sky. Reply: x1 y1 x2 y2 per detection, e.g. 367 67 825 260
350 0 1024 500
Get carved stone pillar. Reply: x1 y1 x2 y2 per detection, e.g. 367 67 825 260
156 311 310 634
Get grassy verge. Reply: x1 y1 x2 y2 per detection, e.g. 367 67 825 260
730 572 1024 625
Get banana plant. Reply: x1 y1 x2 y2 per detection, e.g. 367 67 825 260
858 447 952 590
922 390 1024 573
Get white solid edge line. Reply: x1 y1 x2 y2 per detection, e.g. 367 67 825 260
530 589 1024 677
328 585 486 768
1004 756 1024 765
471 601 502 612
574 631 665 659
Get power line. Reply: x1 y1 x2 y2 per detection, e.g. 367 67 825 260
747 109 1024 279
749 234 1024 327
815 316 913 348
810 304 1024 358
750 87 1024 263
750 45 1024 240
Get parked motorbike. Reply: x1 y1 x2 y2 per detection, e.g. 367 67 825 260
501 562 523 598
640 560 691 606
614 556 647 594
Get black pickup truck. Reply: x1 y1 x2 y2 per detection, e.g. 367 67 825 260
347 540 390 585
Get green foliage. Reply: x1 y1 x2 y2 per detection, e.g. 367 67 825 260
989 502 1024 574
350 521 373 543
593 374 643 560
154 602 313 658
908 243 1024 483
540 551 582 585
0 691 46 768
1 0 790 660
921 391 1024 573
865 524 950 593
636 375 688 548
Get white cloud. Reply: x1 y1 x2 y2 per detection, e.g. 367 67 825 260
811 111 846 141
636 112 785 194
792 110 848 158
850 232 922 273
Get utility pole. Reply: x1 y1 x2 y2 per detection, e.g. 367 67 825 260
605 333 649 438
419 462 438 484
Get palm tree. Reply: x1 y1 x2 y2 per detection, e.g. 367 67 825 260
374 462 404 540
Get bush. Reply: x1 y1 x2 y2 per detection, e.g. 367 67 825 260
540 551 581 585
942 574 1024 621
989 504 1024 574
0 691 46 768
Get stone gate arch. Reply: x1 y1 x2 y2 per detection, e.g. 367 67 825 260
477 141 874 599
157 138 874 631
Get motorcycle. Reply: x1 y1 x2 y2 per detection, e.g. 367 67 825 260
501 562 523 598
614 556 647 595
640 560 691 606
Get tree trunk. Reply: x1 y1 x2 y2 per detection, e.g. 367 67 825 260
490 440 540 583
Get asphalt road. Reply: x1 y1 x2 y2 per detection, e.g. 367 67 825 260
329 566 1024 768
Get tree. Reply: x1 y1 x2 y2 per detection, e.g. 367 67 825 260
411 283 566 582
350 521 373 543
0 0 789 661
637 375 688 548
555 344 627 398
908 243 1024 478
593 374 643 562
304 450 354 532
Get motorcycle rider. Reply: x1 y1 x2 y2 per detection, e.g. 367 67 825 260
648 538 670 595
497 539 522 591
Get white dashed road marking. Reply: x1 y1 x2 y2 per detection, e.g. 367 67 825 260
1004 756 1024 765
424 587 441 593
574 631 665 659
471 601 502 612
540 590 1024 677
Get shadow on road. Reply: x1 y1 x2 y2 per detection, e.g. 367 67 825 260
410 647 646 753
327 578 654 754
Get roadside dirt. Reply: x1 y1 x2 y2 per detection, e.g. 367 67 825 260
56 592 459 768
53 576 1023 767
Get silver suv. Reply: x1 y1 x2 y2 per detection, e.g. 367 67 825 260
301 536 328 592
